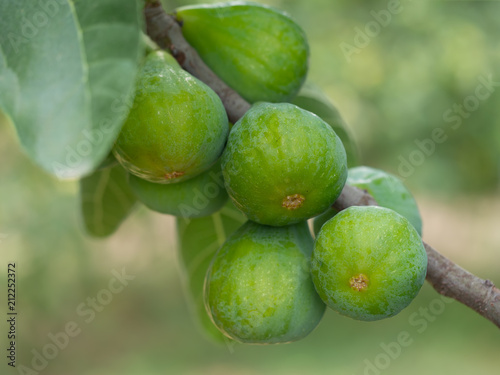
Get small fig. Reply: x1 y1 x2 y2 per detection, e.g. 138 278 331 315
113 50 229 183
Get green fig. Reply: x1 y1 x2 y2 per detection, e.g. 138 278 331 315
113 50 229 183
292 84 360 167
313 166 423 236
128 161 228 219
222 102 347 226
205 220 325 344
176 2 309 103
311 206 427 321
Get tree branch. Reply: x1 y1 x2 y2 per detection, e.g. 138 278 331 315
144 1 500 329
144 2 251 124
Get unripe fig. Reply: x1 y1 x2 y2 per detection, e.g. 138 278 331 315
313 166 422 236
312 206 427 321
222 102 347 226
129 161 228 219
176 2 309 103
113 50 229 183
205 221 325 344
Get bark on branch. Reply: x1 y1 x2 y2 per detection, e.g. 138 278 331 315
144 2 251 123
144 1 500 329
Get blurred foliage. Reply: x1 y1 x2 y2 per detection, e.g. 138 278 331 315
1 1 500 375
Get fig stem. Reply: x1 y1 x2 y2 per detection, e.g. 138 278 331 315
144 1 500 329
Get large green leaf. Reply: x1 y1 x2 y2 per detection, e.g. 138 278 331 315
0 0 143 179
176 202 246 342
80 164 137 238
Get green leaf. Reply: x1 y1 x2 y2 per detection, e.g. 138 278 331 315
0 0 143 179
80 164 137 238
292 83 360 168
176 202 246 342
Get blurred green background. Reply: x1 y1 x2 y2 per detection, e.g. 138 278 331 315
1 0 499 374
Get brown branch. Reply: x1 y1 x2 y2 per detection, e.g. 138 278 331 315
333 184 378 210
144 1 500 328
144 2 251 124
336 184 500 328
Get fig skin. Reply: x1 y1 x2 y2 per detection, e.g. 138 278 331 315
176 1 309 103
313 166 423 236
311 206 427 322
221 102 347 226
204 220 325 344
128 161 228 219
113 50 229 184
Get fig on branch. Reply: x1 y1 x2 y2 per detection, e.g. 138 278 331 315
204 220 325 344
176 1 309 103
222 102 347 226
113 50 229 184
312 206 427 321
